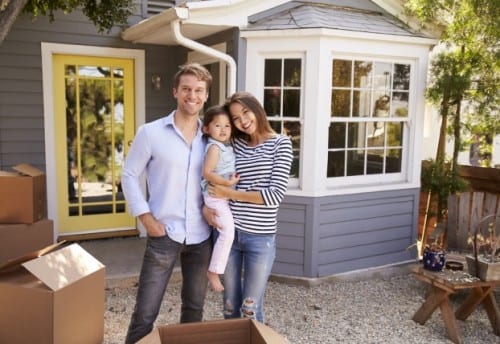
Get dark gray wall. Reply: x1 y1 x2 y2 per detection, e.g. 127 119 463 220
274 188 419 278
0 9 184 172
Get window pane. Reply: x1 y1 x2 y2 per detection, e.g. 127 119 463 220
283 89 300 117
284 59 301 86
373 62 392 92
366 150 384 174
391 92 408 117
353 90 371 117
347 122 366 149
367 122 385 148
79 66 110 77
331 90 350 117
112 68 124 79
332 60 351 87
284 121 301 178
386 149 402 173
393 64 410 90
264 89 281 116
65 65 76 76
353 61 372 88
269 120 281 134
327 151 345 177
284 121 301 149
387 122 403 146
372 94 390 118
346 150 364 176
329 123 346 149
265 59 282 86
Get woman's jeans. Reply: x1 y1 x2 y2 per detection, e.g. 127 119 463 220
125 234 212 344
223 231 276 323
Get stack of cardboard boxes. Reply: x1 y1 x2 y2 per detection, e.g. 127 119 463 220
0 164 105 344
0 163 53 264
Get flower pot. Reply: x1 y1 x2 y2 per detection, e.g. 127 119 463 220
422 247 446 271
465 255 500 281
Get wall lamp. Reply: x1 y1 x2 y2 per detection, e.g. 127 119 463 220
151 74 162 91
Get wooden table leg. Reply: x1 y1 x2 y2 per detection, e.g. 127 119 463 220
413 287 449 324
456 286 500 336
456 286 490 320
483 292 500 336
440 297 462 344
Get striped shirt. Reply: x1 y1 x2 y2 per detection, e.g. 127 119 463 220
230 135 293 234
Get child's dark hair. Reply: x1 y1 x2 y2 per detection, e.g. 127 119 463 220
202 105 233 138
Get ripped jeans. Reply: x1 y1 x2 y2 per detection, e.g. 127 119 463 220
223 230 276 323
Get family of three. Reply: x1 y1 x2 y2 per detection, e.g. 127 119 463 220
121 63 293 344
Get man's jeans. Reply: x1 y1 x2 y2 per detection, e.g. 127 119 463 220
223 231 276 323
125 234 212 344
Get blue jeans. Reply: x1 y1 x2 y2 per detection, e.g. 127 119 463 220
223 230 276 323
125 235 212 344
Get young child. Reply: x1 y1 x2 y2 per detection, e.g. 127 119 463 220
201 105 239 292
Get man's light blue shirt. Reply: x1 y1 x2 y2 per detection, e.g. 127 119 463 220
121 111 210 244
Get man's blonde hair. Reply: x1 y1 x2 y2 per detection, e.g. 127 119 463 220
173 63 213 89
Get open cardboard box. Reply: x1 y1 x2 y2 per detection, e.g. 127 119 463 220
0 242 105 344
0 163 47 223
138 318 290 344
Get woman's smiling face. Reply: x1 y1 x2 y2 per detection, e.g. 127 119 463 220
229 102 257 136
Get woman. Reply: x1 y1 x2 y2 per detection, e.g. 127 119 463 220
206 91 293 323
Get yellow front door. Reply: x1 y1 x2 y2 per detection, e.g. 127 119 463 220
53 55 135 235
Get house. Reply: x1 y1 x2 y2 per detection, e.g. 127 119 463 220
0 0 437 279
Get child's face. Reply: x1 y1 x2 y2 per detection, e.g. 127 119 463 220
204 113 232 143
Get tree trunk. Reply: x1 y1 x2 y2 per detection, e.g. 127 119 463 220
0 0 29 45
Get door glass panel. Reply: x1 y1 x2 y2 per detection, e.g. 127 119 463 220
65 64 126 217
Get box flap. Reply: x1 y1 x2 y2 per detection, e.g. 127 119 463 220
251 320 290 343
12 163 44 177
136 328 161 344
21 243 104 291
0 241 65 275
0 170 18 176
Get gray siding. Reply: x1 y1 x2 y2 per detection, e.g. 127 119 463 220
0 10 183 171
274 188 419 278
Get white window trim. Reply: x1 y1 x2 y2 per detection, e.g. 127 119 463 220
326 54 416 188
41 43 146 235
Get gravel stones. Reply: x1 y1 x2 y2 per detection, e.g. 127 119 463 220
104 274 499 344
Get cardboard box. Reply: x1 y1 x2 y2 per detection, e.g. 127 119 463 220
138 318 290 344
0 219 54 265
0 243 106 344
0 163 47 224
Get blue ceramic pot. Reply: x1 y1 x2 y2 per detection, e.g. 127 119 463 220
423 247 446 271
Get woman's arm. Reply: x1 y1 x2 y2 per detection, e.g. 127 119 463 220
208 184 264 204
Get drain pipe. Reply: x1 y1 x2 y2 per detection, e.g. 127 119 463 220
171 19 237 96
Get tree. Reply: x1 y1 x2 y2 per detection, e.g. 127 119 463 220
0 0 134 45
406 0 499 251
405 0 499 168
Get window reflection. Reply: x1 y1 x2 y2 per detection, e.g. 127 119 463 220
329 59 409 177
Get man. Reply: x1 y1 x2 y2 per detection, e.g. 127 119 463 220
121 63 213 343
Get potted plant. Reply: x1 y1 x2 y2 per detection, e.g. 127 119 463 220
466 214 500 281
422 240 446 272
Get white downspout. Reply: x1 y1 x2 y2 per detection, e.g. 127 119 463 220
171 19 237 96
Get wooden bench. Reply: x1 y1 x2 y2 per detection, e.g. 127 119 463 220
445 191 500 251
411 265 500 344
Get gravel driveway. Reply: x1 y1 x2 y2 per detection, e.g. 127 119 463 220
104 270 499 343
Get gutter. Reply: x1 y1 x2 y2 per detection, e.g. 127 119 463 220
171 19 237 96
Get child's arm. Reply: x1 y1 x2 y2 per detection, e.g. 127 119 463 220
203 145 235 187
